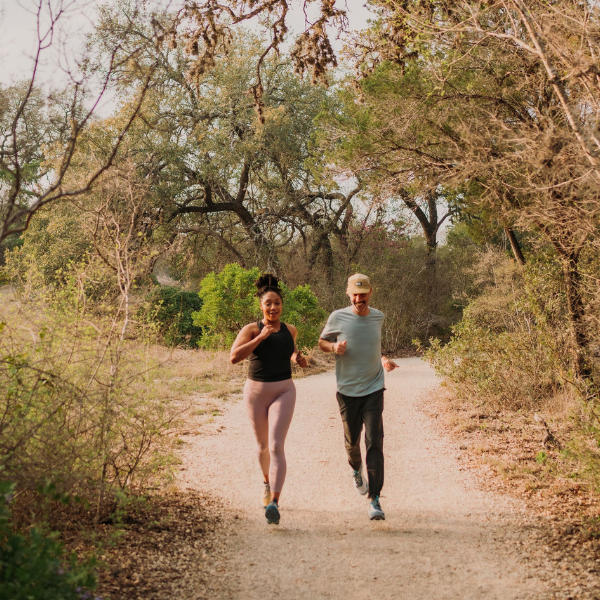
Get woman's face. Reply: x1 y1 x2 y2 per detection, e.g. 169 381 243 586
260 291 283 321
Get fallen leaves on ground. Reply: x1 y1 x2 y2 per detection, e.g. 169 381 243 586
429 388 600 599
91 491 238 600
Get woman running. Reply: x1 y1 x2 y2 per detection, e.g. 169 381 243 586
230 274 307 525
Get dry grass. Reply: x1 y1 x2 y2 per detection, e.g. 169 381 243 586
428 386 600 564
431 385 584 492
149 344 333 397
149 346 247 402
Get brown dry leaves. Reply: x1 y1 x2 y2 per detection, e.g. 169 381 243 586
429 387 600 599
93 491 238 600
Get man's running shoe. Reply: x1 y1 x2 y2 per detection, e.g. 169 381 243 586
265 500 280 525
352 465 368 495
262 482 271 507
368 496 385 521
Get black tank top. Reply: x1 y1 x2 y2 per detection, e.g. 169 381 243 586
248 321 294 382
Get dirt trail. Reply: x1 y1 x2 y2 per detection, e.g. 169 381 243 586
179 358 549 599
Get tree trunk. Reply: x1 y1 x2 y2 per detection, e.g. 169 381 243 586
308 231 334 284
562 252 591 380
232 204 282 274
504 227 526 266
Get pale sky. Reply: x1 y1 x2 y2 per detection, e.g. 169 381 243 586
0 0 374 87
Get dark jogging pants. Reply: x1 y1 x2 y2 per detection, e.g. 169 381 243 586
336 388 384 499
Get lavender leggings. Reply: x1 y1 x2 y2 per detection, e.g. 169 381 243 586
244 378 296 493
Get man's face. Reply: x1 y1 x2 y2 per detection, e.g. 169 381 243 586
348 289 372 315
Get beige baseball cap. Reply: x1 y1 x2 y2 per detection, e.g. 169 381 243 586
346 273 372 294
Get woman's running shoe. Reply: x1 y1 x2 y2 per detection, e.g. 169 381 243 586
368 496 385 520
265 500 280 525
262 482 271 507
352 465 368 495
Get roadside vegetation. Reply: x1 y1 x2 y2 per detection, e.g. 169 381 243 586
2 0 600 595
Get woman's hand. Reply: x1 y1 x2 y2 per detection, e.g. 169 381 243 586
257 323 277 341
288 325 307 368
294 350 308 368
382 356 399 372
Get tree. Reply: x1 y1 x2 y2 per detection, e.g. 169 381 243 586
0 0 160 247
90 6 365 280
326 1 600 382
171 0 348 118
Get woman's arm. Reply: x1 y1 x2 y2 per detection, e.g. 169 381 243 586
230 323 274 364
287 324 308 368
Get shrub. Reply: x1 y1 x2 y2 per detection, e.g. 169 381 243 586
278 284 328 350
421 250 573 410
192 263 327 350
0 294 179 523
140 285 204 347
3 206 92 287
0 482 96 600
422 247 600 489
192 264 262 349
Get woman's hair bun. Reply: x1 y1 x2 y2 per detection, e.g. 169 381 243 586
256 273 280 290
255 273 282 297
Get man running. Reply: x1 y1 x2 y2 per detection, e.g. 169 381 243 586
319 273 398 520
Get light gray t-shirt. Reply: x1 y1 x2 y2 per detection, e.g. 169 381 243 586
320 306 385 397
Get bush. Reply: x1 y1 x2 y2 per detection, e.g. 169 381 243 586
0 293 178 523
0 482 96 600
421 247 600 490
192 263 327 350
278 283 328 351
3 206 92 287
422 250 573 409
141 285 204 347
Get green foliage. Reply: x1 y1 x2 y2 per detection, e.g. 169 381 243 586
4 204 93 288
141 285 204 347
0 293 178 521
3 210 119 308
192 264 326 350
193 264 262 349
279 284 328 350
0 482 96 600
421 250 573 409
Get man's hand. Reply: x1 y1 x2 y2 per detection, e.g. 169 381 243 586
295 351 308 368
382 357 399 372
334 340 347 355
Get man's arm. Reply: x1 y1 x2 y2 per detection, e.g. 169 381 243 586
319 338 347 355
319 313 346 355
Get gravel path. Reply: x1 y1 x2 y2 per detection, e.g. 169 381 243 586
179 358 549 599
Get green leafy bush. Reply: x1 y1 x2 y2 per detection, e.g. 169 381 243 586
0 296 178 523
3 206 92 288
278 283 328 350
0 482 96 600
421 251 573 409
141 285 204 347
192 263 326 350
